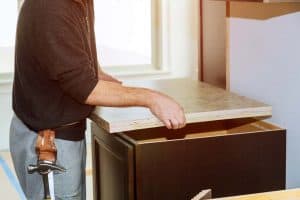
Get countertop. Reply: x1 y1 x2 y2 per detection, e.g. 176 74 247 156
90 78 272 133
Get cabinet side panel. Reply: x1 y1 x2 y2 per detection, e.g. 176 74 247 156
91 122 135 200
92 136 100 200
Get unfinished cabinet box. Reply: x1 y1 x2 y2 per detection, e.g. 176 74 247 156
90 79 286 200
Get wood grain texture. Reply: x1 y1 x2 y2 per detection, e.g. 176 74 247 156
90 79 272 133
213 188 300 200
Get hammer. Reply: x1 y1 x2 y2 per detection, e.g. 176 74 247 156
27 130 66 200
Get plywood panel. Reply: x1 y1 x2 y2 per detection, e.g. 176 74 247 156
214 188 300 200
90 79 271 133
230 1 300 19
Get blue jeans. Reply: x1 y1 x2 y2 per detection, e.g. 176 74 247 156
9 115 86 200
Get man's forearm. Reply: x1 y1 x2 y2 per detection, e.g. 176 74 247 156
85 80 186 129
85 80 153 107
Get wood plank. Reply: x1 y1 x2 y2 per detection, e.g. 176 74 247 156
213 188 300 200
90 78 271 133
214 0 300 2
191 189 212 200
265 0 300 2
229 1 300 19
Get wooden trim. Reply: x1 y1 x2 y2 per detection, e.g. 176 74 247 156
226 19 230 90
151 0 162 70
199 0 204 81
226 0 231 17
230 1 300 19
226 0 231 90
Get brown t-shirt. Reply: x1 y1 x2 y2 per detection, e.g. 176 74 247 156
13 0 99 140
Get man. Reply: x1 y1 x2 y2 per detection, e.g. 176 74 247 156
10 0 186 199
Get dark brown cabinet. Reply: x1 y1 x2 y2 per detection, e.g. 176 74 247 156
91 118 286 200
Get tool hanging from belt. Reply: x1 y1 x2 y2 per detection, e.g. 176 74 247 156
27 130 66 200
27 120 83 199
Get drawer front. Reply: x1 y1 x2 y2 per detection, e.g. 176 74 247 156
134 128 286 199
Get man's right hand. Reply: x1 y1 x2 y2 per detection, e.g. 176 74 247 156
85 80 186 130
148 92 186 129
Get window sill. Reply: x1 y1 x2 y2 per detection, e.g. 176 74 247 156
0 73 13 85
0 68 172 85
104 68 171 78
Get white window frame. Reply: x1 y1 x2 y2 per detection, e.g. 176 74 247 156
0 0 170 83
18 0 24 9
100 0 168 77
0 0 21 83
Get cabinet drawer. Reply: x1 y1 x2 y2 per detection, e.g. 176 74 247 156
117 118 285 199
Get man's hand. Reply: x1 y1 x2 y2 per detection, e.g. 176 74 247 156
98 69 122 84
85 80 186 130
148 92 186 129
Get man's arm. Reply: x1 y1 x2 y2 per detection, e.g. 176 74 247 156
97 64 122 84
85 80 186 129
35 9 184 129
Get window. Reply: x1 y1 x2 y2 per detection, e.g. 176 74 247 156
0 0 162 76
0 1 18 74
94 0 162 73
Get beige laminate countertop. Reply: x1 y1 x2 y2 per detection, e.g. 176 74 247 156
90 78 272 133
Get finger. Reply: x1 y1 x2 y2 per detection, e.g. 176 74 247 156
170 118 180 129
174 108 186 128
176 107 185 124
163 119 172 129
180 109 186 127
181 122 186 129
181 114 187 128
175 115 186 129
178 120 185 129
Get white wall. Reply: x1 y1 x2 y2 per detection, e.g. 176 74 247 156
0 0 199 150
0 83 13 150
229 12 300 188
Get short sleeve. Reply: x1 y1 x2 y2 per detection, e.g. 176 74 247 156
35 10 98 103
